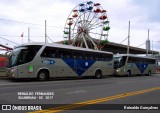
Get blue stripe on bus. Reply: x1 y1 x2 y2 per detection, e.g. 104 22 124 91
135 63 148 74
62 58 95 76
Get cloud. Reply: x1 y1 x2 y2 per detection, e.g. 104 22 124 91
98 0 160 50
0 0 74 44
133 0 160 22
0 0 159 52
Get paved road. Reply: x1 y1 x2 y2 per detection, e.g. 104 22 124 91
0 74 160 113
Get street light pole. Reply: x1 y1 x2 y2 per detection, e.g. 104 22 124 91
146 29 150 56
28 27 30 43
127 21 130 54
152 40 153 57
45 20 47 44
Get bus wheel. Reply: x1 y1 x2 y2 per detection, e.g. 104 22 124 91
126 70 131 77
148 71 151 76
37 70 49 81
95 70 102 79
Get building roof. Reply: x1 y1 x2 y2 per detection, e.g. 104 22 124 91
101 41 159 54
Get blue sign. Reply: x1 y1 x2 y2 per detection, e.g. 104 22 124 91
128 64 133 67
42 60 55 65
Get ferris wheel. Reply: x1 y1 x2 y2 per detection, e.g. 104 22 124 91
63 1 110 50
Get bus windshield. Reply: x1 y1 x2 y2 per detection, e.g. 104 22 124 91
7 45 42 68
113 56 127 69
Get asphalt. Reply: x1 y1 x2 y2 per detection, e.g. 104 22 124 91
0 74 159 113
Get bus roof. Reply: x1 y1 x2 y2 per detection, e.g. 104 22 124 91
15 42 113 55
114 54 155 60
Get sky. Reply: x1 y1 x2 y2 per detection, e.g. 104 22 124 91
0 0 160 52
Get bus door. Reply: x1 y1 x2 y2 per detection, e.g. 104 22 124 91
17 48 32 78
17 47 35 78
17 63 30 78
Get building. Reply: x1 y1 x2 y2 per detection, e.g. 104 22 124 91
154 54 160 65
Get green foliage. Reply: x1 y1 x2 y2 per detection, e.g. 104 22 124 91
64 31 69 34
103 21 110 24
64 40 70 45
103 27 110 31
100 40 109 45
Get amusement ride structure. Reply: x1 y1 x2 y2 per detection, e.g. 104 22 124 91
63 1 110 50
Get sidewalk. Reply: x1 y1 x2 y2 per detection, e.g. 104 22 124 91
0 67 7 78
0 71 6 77
156 71 160 74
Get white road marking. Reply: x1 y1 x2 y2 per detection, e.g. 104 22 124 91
117 81 135 84
117 78 156 84
0 83 22 86
66 90 87 94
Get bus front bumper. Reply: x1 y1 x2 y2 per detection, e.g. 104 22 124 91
114 69 126 76
6 67 17 78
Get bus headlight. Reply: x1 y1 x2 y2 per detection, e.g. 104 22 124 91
116 69 120 72
11 68 17 73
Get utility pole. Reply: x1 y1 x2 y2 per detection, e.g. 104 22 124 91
127 21 130 54
146 29 150 56
152 40 153 57
28 27 30 43
45 20 47 43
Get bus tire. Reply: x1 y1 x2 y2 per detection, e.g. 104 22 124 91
95 70 102 79
37 70 49 81
148 70 151 76
126 70 131 77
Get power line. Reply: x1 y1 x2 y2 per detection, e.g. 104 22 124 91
0 34 63 38
0 18 63 28
136 42 145 48
0 35 44 37
0 37 19 45
120 37 128 44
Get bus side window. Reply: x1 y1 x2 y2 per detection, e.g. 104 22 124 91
91 53 96 60
72 51 78 59
96 54 99 61
41 51 48 57
65 51 71 58
49 48 57 58
72 51 77 59
151 59 156 64
129 57 136 63
144 59 148 64
86 53 92 60
42 52 47 57
49 54 55 58
128 57 132 63
72 50 83 59
59 49 68 58
73 56 76 59
96 54 100 61
81 52 85 60
107 54 113 61
97 54 102 61
132 57 137 63
41 47 58 58
60 53 63 58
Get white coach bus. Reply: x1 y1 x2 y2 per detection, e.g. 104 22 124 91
113 54 156 76
6 43 113 81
